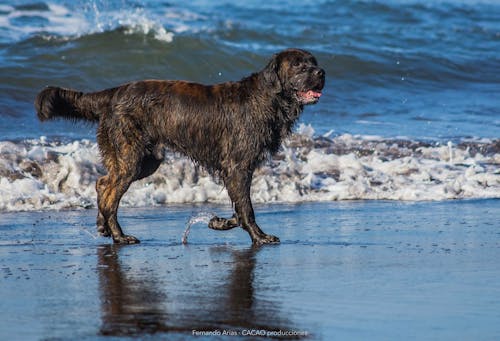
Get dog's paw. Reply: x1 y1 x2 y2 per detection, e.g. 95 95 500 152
208 216 225 230
253 234 280 246
208 215 239 230
113 235 141 244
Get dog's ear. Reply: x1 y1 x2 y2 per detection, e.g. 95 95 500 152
263 53 282 93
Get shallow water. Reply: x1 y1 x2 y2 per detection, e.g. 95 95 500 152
1 200 499 340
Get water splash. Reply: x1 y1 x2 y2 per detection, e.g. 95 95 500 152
182 212 216 244
80 227 98 240
86 1 174 42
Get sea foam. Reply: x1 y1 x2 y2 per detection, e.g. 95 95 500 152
0 125 499 212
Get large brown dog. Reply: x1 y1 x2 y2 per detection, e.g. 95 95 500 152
35 48 325 245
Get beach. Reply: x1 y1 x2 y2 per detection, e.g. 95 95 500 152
1 0 500 340
1 200 499 340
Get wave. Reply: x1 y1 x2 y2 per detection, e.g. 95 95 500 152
2 0 498 89
0 2 178 43
1 125 498 212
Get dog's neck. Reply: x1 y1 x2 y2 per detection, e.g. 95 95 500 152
239 72 304 157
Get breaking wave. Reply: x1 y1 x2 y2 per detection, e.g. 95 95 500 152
1 125 499 212
0 2 178 43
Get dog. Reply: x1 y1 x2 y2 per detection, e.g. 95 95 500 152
35 48 325 245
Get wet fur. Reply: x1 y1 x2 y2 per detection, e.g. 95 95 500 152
35 48 325 245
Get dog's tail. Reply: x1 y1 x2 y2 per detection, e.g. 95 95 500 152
35 86 116 123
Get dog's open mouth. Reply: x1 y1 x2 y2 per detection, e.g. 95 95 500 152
297 89 322 104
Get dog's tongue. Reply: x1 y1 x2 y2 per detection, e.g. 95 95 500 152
299 90 322 100
306 90 322 98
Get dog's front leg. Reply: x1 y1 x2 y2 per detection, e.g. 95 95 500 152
225 172 280 246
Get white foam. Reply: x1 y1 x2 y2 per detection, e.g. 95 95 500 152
103 7 174 42
0 128 499 212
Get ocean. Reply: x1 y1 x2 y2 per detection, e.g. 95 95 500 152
0 0 499 211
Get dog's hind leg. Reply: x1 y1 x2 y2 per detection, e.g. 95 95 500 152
96 119 151 244
98 170 139 244
96 175 111 237
97 147 163 244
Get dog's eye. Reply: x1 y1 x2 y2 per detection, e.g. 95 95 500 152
292 61 308 72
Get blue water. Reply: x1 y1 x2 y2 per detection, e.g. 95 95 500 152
0 0 499 141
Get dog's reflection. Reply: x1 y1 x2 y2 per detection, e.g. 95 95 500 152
97 245 294 337
97 245 170 335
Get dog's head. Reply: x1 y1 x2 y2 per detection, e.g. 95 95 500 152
264 48 325 105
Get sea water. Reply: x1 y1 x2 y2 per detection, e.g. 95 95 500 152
0 0 499 211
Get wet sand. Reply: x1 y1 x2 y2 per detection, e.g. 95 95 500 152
1 200 499 340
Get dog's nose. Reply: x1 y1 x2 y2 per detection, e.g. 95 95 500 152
314 68 325 78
